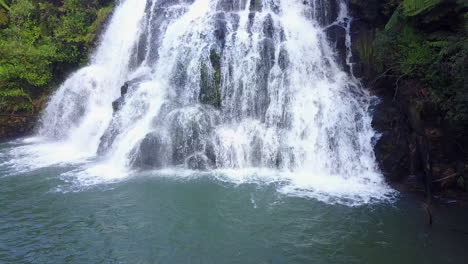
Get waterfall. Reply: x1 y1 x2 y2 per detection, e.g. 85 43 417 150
18 0 394 204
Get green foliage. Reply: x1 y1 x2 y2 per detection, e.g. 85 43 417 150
0 0 114 113
402 0 441 16
397 26 435 77
0 0 11 11
0 8 8 27
426 37 466 122
0 88 33 113
373 0 467 123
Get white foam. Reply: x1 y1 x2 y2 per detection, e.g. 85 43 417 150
3 0 397 206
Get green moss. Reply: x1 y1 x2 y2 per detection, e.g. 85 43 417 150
0 8 8 27
210 49 221 102
371 0 467 123
0 0 11 12
385 8 403 30
84 4 115 44
199 50 222 107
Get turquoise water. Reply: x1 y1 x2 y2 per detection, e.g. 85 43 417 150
1 141 467 264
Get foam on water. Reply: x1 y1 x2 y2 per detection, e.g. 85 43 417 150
4 0 397 205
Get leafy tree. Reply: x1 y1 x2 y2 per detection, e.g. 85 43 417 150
0 0 114 114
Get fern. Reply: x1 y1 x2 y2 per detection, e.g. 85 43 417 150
0 0 11 12
402 0 441 16
385 8 402 31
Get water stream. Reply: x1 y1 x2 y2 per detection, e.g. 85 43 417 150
6 0 395 205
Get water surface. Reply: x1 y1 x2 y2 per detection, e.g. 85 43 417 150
1 142 467 264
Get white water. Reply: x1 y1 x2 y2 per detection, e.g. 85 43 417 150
5 0 396 205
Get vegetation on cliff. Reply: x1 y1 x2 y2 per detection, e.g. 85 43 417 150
351 0 467 193
0 0 114 115
353 0 467 124
377 0 466 123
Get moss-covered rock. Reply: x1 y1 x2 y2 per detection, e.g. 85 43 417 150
199 49 222 108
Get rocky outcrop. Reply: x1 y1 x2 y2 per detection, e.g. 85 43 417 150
112 82 129 112
130 105 218 170
349 0 468 197
0 114 37 141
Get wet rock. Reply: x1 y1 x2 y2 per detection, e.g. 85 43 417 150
205 141 217 165
250 0 263 12
278 47 289 71
112 97 125 112
247 12 256 32
130 106 219 170
151 101 179 128
216 0 248 12
199 50 222 107
348 19 376 80
263 14 275 39
171 60 188 96
131 132 171 169
0 115 37 140
313 0 339 26
112 82 130 112
250 135 264 167
254 38 275 120
372 99 412 182
167 107 213 164
325 24 348 72
186 154 213 170
213 12 227 48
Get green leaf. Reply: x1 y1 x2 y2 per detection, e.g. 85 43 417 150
402 0 442 17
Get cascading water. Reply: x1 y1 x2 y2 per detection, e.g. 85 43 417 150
11 0 395 205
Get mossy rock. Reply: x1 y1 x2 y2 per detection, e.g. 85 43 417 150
199 50 222 108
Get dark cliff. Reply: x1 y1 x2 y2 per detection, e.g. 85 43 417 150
349 0 468 200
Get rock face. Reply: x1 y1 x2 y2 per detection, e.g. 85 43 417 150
112 82 129 112
349 1 468 196
0 115 37 141
325 24 348 72
130 105 218 170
